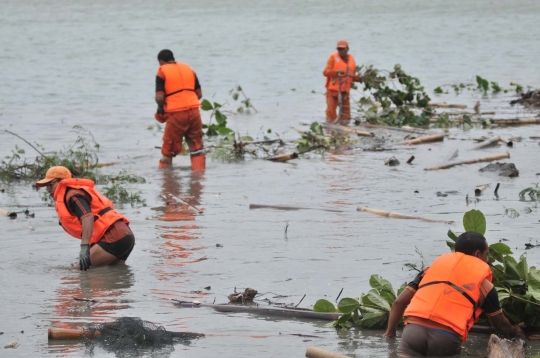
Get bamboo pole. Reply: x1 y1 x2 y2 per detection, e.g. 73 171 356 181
396 134 444 146
321 123 373 137
492 119 540 125
429 102 467 109
354 122 435 135
265 152 298 162
306 347 350 358
424 153 510 171
48 327 204 340
472 136 501 150
249 204 344 213
475 184 489 196
357 206 453 224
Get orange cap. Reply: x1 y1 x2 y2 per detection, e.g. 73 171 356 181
35 166 72 187
336 40 349 48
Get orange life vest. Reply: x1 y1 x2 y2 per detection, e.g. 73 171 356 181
325 52 357 93
159 62 201 113
404 252 492 342
53 178 129 245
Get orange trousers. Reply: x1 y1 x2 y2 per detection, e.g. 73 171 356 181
162 108 206 170
326 90 351 122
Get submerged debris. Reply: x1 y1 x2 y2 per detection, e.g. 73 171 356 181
487 334 525 358
479 162 519 177
228 288 258 303
384 156 400 166
510 89 540 107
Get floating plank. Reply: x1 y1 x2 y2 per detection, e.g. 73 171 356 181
357 206 453 224
424 153 510 171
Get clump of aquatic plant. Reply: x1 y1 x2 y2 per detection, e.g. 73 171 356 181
295 122 350 154
0 126 100 181
101 183 146 208
355 64 433 128
200 100 235 137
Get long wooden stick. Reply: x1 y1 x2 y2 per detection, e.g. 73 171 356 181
429 102 467 109
357 206 453 224
397 134 444 146
48 327 204 340
306 347 350 358
249 204 344 213
321 123 373 137
354 122 435 134
492 119 540 125
425 153 510 171
472 136 500 150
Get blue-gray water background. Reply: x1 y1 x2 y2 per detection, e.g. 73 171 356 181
1 0 540 357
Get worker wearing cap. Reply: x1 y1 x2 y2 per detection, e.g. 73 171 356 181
36 166 135 271
323 40 362 123
154 49 206 170
384 232 525 357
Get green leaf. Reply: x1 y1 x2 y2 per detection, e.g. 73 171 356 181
446 240 456 252
369 274 394 293
447 230 458 242
336 312 351 326
361 290 391 311
528 267 540 290
217 127 233 136
338 297 360 314
434 87 443 94
490 242 513 255
463 209 486 235
352 308 360 323
359 308 388 329
313 299 337 312
239 136 254 141
497 288 510 303
504 256 521 280
517 254 528 282
215 110 227 126
201 99 213 111
213 102 222 109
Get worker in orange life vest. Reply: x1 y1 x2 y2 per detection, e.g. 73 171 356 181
154 49 206 170
384 232 525 357
323 40 363 123
36 166 135 271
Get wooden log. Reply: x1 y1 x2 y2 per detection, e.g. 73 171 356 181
306 347 350 358
354 122 435 134
249 204 344 213
48 327 203 340
397 134 444 146
266 152 298 162
472 136 501 150
494 183 500 195
475 184 489 196
406 156 415 164
173 300 342 321
492 119 540 125
321 123 373 137
429 102 467 109
487 334 525 358
0 208 17 219
424 153 510 171
357 206 453 224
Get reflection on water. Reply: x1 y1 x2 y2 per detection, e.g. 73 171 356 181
151 169 209 299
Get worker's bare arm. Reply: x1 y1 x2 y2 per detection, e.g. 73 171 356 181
384 288 415 338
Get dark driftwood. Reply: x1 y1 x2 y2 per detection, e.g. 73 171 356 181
487 334 525 358
266 152 298 162
492 118 540 125
406 156 415 164
249 204 344 213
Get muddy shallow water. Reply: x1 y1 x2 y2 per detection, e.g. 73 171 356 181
1 1 540 357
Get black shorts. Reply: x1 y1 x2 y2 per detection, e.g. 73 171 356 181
97 234 135 261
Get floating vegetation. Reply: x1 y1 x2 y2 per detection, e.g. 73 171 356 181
317 210 540 329
230 85 258 113
519 184 540 202
102 183 146 208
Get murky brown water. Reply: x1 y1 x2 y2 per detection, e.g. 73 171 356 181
1 0 540 357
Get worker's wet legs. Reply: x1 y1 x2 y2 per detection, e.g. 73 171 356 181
161 108 205 169
398 324 461 357
325 90 351 123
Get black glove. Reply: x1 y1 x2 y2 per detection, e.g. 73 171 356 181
157 106 164 115
79 244 91 271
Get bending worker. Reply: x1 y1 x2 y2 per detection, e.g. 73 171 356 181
154 49 205 170
323 39 362 123
384 232 525 357
36 166 135 271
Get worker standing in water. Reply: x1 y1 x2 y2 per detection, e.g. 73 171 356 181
154 49 206 170
323 40 363 124
36 166 135 271
384 232 525 357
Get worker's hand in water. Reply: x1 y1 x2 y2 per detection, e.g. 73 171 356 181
383 330 396 338
79 244 91 271
515 323 527 339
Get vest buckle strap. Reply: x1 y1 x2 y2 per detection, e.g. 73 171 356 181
94 207 113 222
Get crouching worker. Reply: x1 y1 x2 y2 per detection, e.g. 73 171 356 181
36 166 135 271
384 232 525 357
